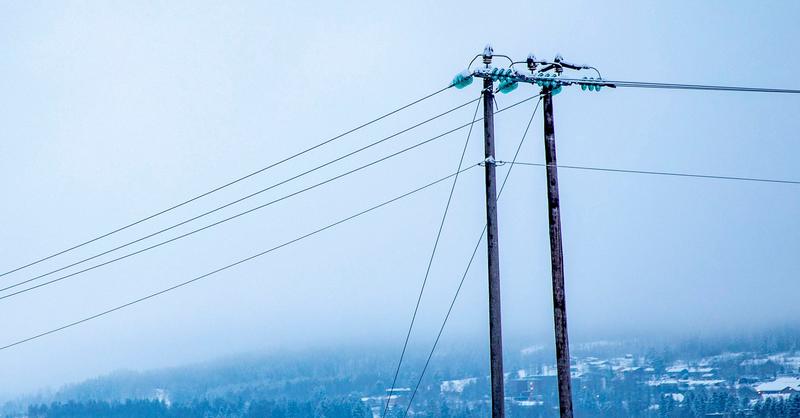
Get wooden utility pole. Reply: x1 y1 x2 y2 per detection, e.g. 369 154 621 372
482 75 506 418
542 90 574 418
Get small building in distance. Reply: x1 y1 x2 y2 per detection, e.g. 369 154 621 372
754 376 800 400
507 374 558 405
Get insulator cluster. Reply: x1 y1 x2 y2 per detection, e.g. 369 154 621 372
579 77 604 92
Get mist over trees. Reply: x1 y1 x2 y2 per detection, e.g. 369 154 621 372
3 327 800 417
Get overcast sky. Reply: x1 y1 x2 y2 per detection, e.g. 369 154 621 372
1 0 799 399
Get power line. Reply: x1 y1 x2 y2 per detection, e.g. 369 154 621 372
402 98 542 417
594 79 800 94
1 96 482 292
0 164 481 352
0 95 542 301
473 67 800 95
0 85 454 280
503 162 800 185
0 116 482 300
382 96 482 418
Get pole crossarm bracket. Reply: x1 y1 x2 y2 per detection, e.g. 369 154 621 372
471 67 614 93
453 49 609 95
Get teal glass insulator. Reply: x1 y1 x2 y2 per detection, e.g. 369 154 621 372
498 80 518 94
451 70 474 89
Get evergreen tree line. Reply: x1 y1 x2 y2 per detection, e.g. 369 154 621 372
21 397 369 418
653 392 800 418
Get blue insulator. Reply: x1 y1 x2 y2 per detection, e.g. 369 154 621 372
498 80 518 94
451 70 474 89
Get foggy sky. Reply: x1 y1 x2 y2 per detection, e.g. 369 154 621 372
1 0 799 399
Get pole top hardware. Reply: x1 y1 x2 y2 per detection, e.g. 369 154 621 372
526 54 539 72
452 69 474 89
457 47 613 94
482 44 494 66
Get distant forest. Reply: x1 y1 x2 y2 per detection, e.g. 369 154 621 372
4 327 800 417
24 398 371 418
19 395 800 418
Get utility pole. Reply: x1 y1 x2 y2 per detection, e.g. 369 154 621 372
542 89 574 418
457 48 600 418
481 45 506 418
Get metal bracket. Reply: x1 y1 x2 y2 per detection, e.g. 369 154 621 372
479 156 497 167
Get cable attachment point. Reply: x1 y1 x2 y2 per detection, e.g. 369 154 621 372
480 156 497 167
534 73 563 95
452 69 474 89
498 79 519 94
580 77 604 92
482 44 494 65
535 73 559 88
526 53 538 72
482 67 519 94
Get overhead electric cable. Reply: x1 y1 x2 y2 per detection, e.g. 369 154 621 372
0 85 454 279
3 97 483 291
504 162 800 185
0 118 478 299
555 77 800 94
382 96 482 418
607 80 800 94
398 158 800 409
0 164 481 352
0 94 543 300
403 98 542 416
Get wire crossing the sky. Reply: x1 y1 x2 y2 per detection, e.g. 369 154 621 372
519 74 800 94
0 95 481 292
402 98 543 417
0 85 454 280
591 79 800 94
382 96 483 418
503 162 800 185
0 164 482 352
396 148 800 414
0 94 543 300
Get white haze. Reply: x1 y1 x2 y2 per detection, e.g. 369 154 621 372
0 0 799 399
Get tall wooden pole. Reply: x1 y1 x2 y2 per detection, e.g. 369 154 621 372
482 77 505 418
542 90 574 418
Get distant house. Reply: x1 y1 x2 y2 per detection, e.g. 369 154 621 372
665 364 717 380
440 377 477 394
738 376 760 385
361 387 412 415
507 375 557 401
754 376 800 399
